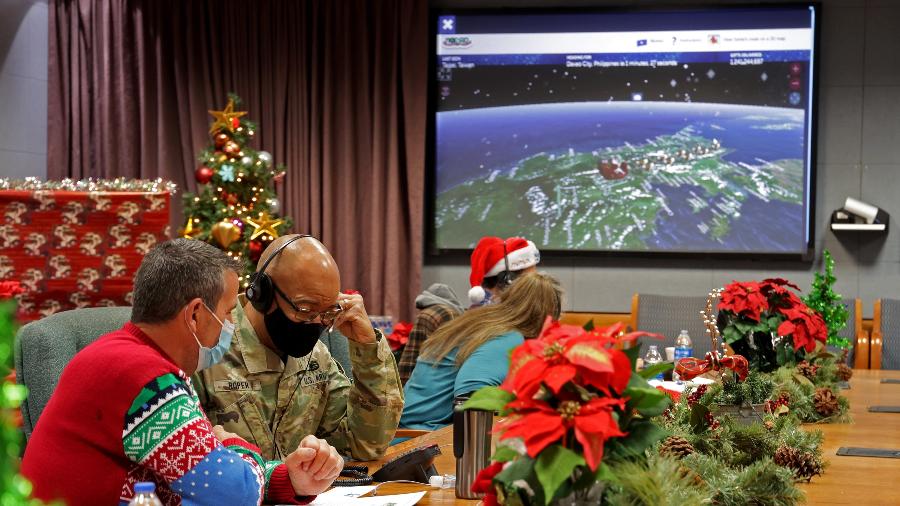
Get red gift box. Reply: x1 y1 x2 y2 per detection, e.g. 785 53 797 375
0 189 172 321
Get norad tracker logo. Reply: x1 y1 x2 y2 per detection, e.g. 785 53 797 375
442 36 472 49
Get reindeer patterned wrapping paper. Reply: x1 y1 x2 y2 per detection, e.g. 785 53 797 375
0 190 172 321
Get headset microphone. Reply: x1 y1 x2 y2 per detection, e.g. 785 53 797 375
245 234 312 312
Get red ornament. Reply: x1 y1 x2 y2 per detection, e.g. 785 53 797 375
219 192 239 205
195 166 214 184
231 117 240 130
248 240 264 262
223 140 241 156
214 132 230 148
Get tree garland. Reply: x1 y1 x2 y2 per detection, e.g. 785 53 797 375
0 177 176 194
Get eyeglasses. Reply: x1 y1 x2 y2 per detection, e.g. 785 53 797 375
271 281 343 326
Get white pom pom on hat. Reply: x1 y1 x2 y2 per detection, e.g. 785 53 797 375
468 285 487 305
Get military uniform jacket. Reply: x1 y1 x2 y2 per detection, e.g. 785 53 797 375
195 299 404 461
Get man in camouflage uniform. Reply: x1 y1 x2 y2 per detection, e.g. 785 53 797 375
195 235 404 461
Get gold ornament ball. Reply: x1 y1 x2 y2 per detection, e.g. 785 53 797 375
223 140 241 156
210 219 242 248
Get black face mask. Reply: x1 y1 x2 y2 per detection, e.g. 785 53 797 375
264 305 326 358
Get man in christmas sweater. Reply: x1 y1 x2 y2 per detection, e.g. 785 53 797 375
22 239 343 505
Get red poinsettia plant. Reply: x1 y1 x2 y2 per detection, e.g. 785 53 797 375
718 278 827 371
462 319 670 505
386 321 412 352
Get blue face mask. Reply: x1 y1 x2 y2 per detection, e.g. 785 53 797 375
191 303 236 372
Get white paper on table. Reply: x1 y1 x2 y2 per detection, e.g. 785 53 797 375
289 489 425 506
352 491 426 506
309 485 377 503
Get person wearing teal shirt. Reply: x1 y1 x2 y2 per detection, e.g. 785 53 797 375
400 272 562 431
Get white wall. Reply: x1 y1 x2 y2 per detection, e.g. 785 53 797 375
0 0 48 180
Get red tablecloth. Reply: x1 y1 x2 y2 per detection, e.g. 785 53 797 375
0 190 171 321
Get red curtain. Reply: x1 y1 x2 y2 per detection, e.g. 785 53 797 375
47 0 428 319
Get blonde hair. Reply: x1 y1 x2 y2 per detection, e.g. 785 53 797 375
420 271 562 366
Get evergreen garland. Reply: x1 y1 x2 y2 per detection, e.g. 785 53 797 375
605 453 714 505
804 250 851 349
645 358 849 505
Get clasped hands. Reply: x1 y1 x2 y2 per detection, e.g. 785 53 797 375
213 425 343 496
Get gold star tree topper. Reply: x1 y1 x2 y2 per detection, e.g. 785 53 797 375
244 211 285 240
208 98 247 135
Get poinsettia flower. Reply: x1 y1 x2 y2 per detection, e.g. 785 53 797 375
495 396 626 471
718 281 768 322
386 321 412 351
761 278 802 291
760 279 804 310
504 319 640 398
471 461 504 505
777 305 828 352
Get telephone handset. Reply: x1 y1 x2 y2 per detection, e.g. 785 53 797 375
371 443 442 484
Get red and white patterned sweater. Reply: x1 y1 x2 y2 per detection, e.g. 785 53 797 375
22 323 312 505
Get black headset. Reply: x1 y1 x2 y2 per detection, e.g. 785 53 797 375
245 234 312 312
495 240 514 289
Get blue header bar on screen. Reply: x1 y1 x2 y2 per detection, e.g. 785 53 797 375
438 7 815 34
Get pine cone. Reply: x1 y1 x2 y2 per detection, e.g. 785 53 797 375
774 446 823 482
836 363 853 381
796 360 818 380
660 435 695 459
814 387 840 417
764 420 775 431
677 465 705 487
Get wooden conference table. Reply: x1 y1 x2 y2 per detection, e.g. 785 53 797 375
357 369 900 505
798 369 900 504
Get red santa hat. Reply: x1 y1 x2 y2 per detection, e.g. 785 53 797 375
468 236 541 305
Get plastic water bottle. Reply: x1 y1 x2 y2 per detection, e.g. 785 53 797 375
673 330 693 383
644 345 663 381
429 474 457 489
129 482 163 506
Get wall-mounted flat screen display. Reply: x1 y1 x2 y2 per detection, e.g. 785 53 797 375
430 5 818 255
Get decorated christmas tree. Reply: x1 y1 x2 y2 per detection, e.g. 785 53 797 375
181 95 292 288
804 250 851 349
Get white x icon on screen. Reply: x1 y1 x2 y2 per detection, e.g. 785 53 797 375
442 18 454 31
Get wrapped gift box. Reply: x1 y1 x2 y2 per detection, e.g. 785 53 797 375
0 182 174 321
